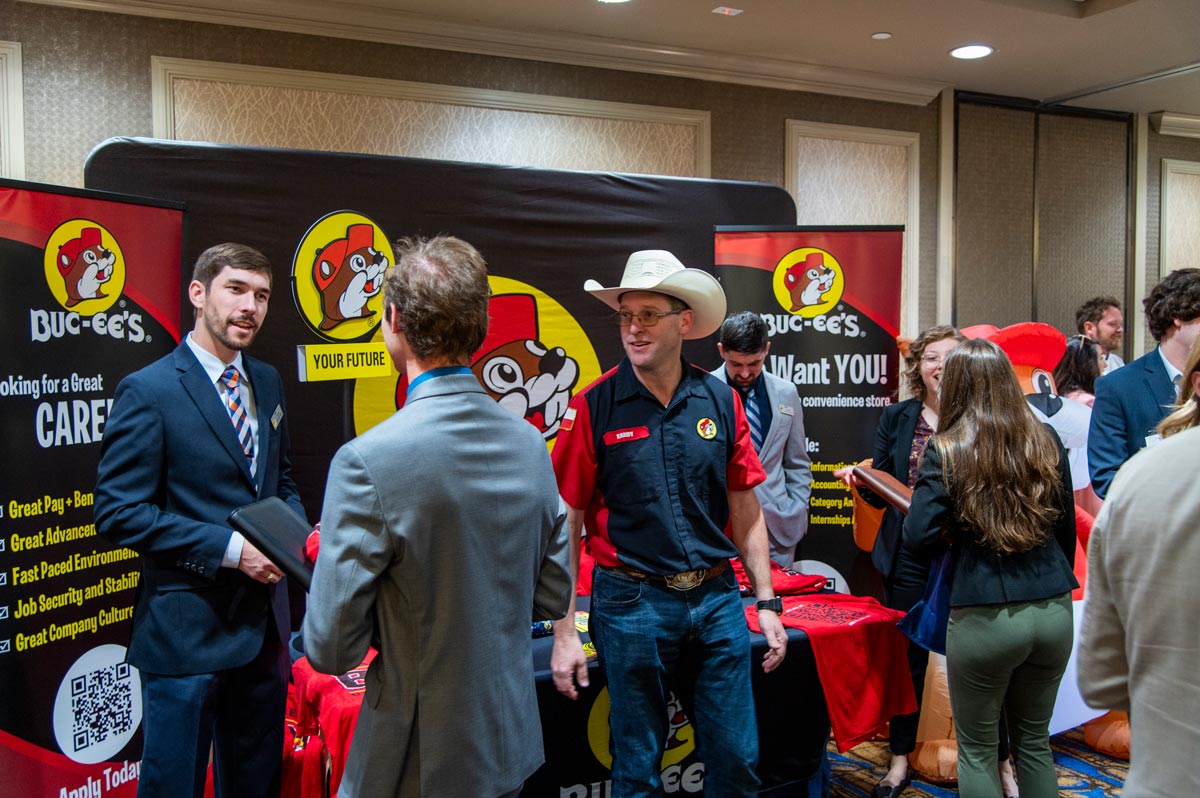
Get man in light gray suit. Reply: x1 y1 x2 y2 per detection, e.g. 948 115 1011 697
713 311 812 568
303 235 572 798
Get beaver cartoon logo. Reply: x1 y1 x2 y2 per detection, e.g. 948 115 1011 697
388 293 579 439
471 294 580 439
58 227 114 307
772 247 845 319
352 276 602 450
42 220 126 315
586 687 697 771
293 212 394 341
314 223 387 330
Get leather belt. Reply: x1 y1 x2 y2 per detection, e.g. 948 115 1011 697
606 559 728 591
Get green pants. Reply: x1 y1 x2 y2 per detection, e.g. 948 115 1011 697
947 594 1073 798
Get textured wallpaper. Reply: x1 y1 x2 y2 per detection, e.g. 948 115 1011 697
6 0 938 326
1146 134 1200 294
790 137 908 226
1034 113 1128 337
956 103 1036 328
1164 169 1200 273
171 77 699 176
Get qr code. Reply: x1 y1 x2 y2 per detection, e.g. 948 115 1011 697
70 662 134 752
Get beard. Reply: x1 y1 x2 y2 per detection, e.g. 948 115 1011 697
203 304 258 352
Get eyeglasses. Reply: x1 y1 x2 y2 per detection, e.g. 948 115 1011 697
615 309 684 327
921 354 944 365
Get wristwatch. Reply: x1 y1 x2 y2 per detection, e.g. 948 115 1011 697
755 597 783 614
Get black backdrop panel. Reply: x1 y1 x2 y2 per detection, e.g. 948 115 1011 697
85 138 796 519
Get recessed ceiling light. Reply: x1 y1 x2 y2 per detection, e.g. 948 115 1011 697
597 0 631 4
712 6 744 15
951 44 994 60
871 32 893 40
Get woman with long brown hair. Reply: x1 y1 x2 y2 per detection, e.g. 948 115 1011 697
903 338 1077 798
838 325 982 796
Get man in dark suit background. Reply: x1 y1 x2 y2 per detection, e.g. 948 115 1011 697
95 243 303 797
1089 267 1200 497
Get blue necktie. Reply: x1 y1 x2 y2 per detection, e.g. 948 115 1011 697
220 365 256 474
745 387 764 453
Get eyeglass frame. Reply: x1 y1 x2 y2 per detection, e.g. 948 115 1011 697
614 309 685 327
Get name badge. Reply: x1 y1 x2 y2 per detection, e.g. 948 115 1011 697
778 404 794 416
271 405 284 430
603 426 650 446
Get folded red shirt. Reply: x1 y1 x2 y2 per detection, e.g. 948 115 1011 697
746 594 917 752
730 558 827 596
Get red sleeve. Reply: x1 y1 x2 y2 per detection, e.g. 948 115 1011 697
551 392 597 510
726 387 767 491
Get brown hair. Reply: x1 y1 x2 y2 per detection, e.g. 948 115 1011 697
384 236 490 363
1144 268 1200 342
1157 334 1200 438
1074 296 1120 334
903 325 965 400
191 243 272 290
934 338 1063 554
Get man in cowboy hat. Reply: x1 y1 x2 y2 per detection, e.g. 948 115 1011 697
549 249 787 797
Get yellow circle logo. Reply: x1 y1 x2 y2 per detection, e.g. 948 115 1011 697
773 247 845 318
43 220 126 315
351 276 602 451
586 687 696 769
293 211 394 341
696 418 717 440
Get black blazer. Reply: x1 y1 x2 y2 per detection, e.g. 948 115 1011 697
863 398 923 580
902 426 1077 608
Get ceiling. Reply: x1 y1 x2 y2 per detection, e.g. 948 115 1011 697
31 0 1200 115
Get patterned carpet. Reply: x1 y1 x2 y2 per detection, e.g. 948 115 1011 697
829 729 1127 797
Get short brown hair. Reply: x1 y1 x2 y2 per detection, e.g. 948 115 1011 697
192 243 272 290
385 236 489 363
1074 296 1120 334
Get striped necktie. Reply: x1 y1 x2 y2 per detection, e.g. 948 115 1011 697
745 386 764 453
220 365 256 474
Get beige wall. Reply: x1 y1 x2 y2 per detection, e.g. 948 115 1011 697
14 0 1188 339
4 0 943 326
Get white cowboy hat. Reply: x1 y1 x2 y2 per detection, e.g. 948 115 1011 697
584 250 727 340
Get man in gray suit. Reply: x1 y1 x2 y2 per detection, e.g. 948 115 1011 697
713 311 812 568
303 236 572 798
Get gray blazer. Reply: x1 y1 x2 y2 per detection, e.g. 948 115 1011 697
303 373 571 798
711 367 812 550
1079 424 1200 797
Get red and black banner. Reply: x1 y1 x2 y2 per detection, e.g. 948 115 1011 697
716 227 904 596
0 179 182 796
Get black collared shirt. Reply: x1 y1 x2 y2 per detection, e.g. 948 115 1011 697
552 358 765 575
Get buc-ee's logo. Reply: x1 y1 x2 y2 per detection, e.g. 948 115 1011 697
32 220 147 343
292 211 393 340
773 248 844 318
583 688 704 792
352 276 602 448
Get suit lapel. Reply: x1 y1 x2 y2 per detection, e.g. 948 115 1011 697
760 375 786 452
1144 351 1176 410
245 358 274 496
175 345 255 487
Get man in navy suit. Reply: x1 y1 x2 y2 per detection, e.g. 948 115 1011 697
1089 268 1200 497
95 243 304 798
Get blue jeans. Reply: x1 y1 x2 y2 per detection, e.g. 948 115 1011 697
589 566 760 798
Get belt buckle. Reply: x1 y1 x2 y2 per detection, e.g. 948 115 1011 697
665 569 704 591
